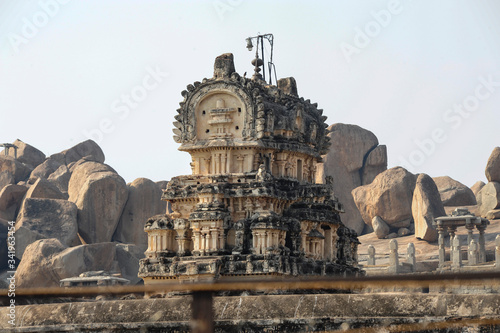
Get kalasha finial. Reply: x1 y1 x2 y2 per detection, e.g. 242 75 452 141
251 56 264 81
246 33 276 84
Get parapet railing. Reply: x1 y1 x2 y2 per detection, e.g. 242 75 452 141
2 272 500 333
360 235 500 275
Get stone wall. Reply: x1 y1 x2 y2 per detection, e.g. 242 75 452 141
2 293 500 332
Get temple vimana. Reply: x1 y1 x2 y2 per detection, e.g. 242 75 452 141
138 53 363 284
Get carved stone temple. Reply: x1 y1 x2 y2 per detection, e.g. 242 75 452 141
138 53 363 284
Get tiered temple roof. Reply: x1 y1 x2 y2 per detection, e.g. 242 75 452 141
138 53 362 284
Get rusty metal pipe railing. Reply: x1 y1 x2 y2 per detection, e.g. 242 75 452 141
2 272 500 333
2 271 500 298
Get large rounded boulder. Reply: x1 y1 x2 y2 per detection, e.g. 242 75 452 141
485 147 500 183
68 161 128 244
412 174 445 242
477 182 500 218
352 167 416 228
432 176 476 206
15 198 79 259
113 178 165 250
317 123 387 234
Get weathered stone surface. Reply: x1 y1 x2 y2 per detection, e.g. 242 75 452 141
0 171 14 189
29 158 62 183
50 140 105 166
3 294 500 332
318 124 387 234
213 53 235 79
433 176 476 206
73 171 128 244
277 77 298 97
477 182 500 217
67 155 102 173
24 177 66 200
471 180 486 198
156 180 169 190
372 216 390 239
485 209 500 220
68 161 115 201
485 147 500 182
156 180 169 213
352 167 416 228
0 184 28 221
140 54 362 284
0 218 10 270
115 243 144 285
0 155 32 183
48 164 71 195
113 178 163 249
15 198 79 259
397 228 411 237
15 238 67 287
391 218 411 228
50 242 118 285
5 139 46 168
16 239 118 288
412 174 445 242
362 145 388 185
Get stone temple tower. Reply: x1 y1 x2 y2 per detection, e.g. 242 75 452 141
138 53 362 284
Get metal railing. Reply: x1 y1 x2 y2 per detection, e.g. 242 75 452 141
2 272 500 333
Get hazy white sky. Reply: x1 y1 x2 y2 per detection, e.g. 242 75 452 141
1 0 499 187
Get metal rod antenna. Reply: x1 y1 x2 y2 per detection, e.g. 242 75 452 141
245 33 276 85
260 36 265 82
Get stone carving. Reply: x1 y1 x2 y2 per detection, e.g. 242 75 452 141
138 53 362 284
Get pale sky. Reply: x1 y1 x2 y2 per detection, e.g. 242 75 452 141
1 0 500 187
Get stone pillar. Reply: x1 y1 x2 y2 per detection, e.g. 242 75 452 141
388 239 399 274
222 153 227 173
465 223 474 261
367 245 375 265
407 243 416 272
217 153 222 174
437 226 446 269
451 236 462 270
226 149 231 173
447 226 457 263
477 225 486 263
468 239 478 266
324 228 332 261
151 234 156 252
496 235 500 270
200 233 206 253
252 231 257 254
301 234 307 256
220 230 226 253
211 229 219 251
193 230 201 253
161 234 167 251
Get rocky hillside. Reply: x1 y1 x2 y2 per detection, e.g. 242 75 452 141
1 135 499 287
318 124 500 244
0 139 168 287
